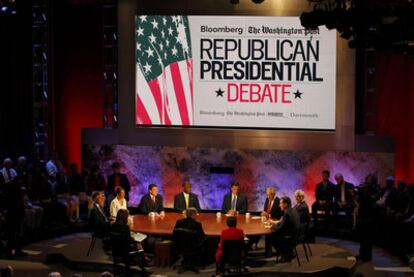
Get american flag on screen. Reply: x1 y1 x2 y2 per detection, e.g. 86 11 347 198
135 15 193 126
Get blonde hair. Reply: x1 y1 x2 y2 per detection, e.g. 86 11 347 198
294 189 305 198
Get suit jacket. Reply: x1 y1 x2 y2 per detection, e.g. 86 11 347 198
173 192 201 212
174 217 205 244
222 193 248 214
294 202 310 224
333 181 355 204
139 193 164 214
315 181 335 203
89 203 110 237
271 207 300 238
107 173 131 200
215 227 244 263
263 197 282 219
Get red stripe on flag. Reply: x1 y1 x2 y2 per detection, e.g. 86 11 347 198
170 62 190 126
136 94 152 125
148 78 171 125
186 59 194 120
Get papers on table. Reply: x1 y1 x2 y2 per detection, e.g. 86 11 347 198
131 232 147 242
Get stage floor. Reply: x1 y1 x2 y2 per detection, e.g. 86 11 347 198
25 233 356 276
2 232 413 277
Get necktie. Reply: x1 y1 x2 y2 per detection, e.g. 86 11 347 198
231 196 237 210
341 185 345 202
184 193 189 209
267 200 273 214
6 168 12 183
152 195 155 206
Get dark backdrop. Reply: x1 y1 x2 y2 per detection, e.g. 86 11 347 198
0 1 33 159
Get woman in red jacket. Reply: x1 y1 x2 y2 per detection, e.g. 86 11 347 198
215 216 244 273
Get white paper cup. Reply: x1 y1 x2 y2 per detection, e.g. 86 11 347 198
245 212 250 218
216 212 221 217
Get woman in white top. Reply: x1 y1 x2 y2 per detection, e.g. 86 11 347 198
110 187 128 221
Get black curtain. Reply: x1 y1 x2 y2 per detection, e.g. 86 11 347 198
0 1 34 160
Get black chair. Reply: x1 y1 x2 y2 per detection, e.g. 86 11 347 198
292 223 311 267
220 239 248 276
110 231 146 277
87 232 110 256
172 227 201 274
303 222 313 256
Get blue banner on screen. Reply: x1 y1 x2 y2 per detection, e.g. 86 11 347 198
135 16 336 130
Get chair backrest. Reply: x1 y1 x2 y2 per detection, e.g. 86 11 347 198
296 223 307 243
110 231 131 259
173 227 198 255
222 239 243 266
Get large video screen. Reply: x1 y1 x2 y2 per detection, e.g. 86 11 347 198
135 16 336 130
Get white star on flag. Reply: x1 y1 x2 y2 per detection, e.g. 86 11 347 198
151 19 159 29
145 47 154 57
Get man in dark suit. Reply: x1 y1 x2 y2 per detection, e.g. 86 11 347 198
174 207 205 246
174 181 201 212
333 173 355 218
269 196 300 262
311 170 335 224
89 191 110 238
107 162 131 201
222 182 248 215
259 187 281 257
139 184 165 215
261 187 282 219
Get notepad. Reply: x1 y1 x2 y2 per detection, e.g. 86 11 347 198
251 216 262 220
131 232 147 242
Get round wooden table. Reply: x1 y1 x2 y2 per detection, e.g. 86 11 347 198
130 212 272 236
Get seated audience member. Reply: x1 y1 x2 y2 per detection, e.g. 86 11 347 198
311 170 335 224
89 191 110 238
1 265 14 277
269 196 300 262
261 187 282 219
110 187 128 221
85 165 106 195
333 173 355 217
68 163 91 211
100 272 113 277
222 182 248 215
45 151 64 180
394 180 411 218
107 162 131 201
55 172 78 222
22 186 43 234
294 189 310 224
376 176 397 211
174 207 205 247
215 216 244 270
0 158 18 185
48 273 61 277
15 156 31 188
139 184 165 216
173 181 201 212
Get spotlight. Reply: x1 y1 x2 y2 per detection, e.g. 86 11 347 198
1 6 8 12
